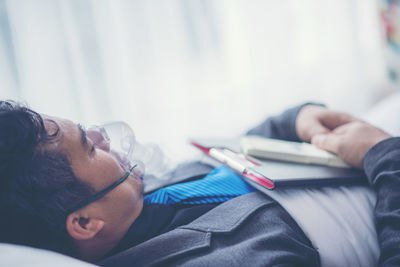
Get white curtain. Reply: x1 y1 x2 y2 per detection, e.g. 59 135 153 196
0 0 387 155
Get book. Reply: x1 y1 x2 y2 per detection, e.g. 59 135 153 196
191 138 365 190
241 135 350 168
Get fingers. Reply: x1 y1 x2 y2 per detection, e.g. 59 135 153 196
311 133 341 154
320 111 357 130
296 105 359 143
307 124 330 141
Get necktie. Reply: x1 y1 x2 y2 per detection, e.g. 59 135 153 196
144 166 255 206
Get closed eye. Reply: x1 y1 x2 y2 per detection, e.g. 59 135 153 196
88 138 97 155
77 123 88 148
90 143 96 154
78 123 96 156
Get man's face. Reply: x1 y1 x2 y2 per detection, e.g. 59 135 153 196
43 115 144 240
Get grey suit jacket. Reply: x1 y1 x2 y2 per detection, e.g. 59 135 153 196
99 192 319 267
99 104 320 266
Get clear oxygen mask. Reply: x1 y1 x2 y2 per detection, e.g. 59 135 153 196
86 121 172 182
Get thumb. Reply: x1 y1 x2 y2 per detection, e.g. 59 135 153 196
321 112 356 130
311 133 340 154
308 124 330 138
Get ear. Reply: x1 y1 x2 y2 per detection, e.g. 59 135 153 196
66 213 105 241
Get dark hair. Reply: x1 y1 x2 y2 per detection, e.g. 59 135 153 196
0 100 94 256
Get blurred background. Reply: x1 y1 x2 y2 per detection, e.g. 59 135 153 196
0 0 398 157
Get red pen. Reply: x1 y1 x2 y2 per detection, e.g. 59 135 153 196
190 141 275 189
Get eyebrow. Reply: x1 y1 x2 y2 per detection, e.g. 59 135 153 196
77 123 88 149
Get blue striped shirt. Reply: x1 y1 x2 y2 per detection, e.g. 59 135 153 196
144 166 255 206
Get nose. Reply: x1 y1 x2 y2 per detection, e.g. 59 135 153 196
86 128 110 152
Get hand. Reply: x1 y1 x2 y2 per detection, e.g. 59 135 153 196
296 105 357 142
311 121 391 169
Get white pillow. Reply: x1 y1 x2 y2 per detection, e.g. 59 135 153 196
0 243 96 267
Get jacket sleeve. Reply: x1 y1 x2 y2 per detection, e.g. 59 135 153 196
364 137 400 266
246 103 322 142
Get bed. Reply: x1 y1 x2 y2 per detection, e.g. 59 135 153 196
2 92 400 266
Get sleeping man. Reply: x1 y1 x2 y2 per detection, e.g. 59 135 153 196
0 100 397 266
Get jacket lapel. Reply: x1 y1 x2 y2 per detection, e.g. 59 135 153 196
180 192 275 233
99 193 274 267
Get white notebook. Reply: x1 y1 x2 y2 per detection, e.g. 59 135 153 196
241 135 350 168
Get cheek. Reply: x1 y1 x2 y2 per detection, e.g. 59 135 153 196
102 180 143 225
118 178 143 212
88 152 125 189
